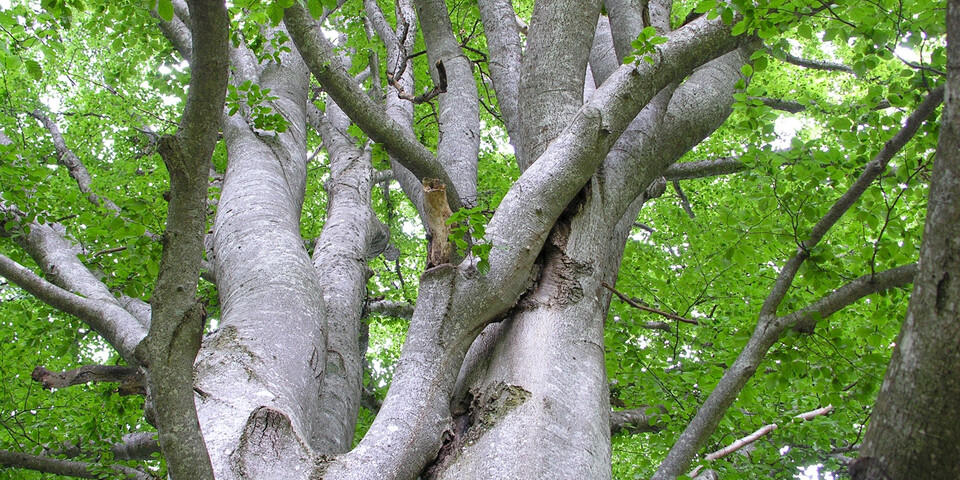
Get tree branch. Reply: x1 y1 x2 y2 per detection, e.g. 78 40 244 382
789 263 918 333
769 47 855 73
364 299 415 319
476 0 523 139
653 88 943 480
29 110 121 213
760 86 943 318
136 0 229 478
31 365 145 395
0 253 144 364
704 424 778 461
663 156 748 181
414 0 481 205
611 407 664 435
0 449 152 480
111 432 161 461
603 282 698 325
284 3 462 210
486 15 745 298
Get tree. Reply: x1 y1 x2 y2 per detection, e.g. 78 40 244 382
0 0 950 479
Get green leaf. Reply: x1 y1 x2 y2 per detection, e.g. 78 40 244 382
266 2 285 24
24 59 42 80
307 0 324 19
157 0 174 22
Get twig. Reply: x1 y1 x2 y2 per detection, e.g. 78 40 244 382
704 424 778 461
795 404 833 421
602 282 698 325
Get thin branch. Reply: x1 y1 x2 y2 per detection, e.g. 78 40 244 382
663 156 749 181
754 96 892 113
771 48 855 73
760 86 943 317
704 424 778 461
673 180 696 219
795 404 833 421
29 110 121 213
788 263 918 333
603 282 699 325
0 449 152 480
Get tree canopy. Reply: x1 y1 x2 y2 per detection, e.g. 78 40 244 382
0 0 954 479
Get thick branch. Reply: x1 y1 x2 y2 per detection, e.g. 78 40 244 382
0 450 151 480
152 6 193 61
136 1 229 479
663 156 748 180
111 433 162 461
486 15 745 295
414 0 481 205
284 3 462 210
515 0 600 169
476 0 522 138
0 254 144 364
364 299 415 319
611 408 664 435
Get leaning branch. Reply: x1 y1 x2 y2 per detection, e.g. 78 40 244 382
284 3 462 210
652 88 943 480
0 449 151 480
769 47 855 73
0 254 143 364
663 156 748 181
760 86 943 317
788 263 918 333
29 110 121 213
137 1 229 479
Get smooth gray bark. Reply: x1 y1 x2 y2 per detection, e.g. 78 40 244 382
194 32 326 480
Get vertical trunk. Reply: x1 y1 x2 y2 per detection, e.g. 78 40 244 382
435 182 624 480
193 47 326 479
852 3 960 478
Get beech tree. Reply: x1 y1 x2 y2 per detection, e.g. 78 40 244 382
0 0 952 479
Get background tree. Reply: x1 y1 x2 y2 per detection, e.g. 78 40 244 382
0 0 950 479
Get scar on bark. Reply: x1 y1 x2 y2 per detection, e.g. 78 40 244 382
424 178 453 269
422 383 531 479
